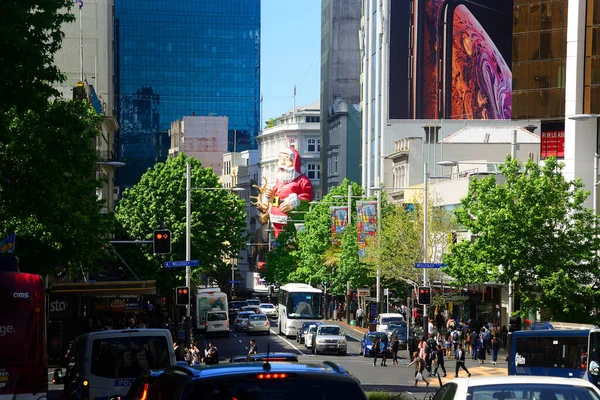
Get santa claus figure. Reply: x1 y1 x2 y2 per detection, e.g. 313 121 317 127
263 146 314 237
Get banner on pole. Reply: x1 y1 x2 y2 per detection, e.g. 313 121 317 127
357 201 377 258
330 206 348 245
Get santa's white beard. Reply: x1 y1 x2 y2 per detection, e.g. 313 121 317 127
277 166 298 183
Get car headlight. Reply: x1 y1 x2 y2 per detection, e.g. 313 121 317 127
316 338 326 344
340 338 347 344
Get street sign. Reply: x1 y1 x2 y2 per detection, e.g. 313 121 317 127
229 280 242 284
357 288 370 296
414 262 446 269
163 260 200 268
384 288 389 296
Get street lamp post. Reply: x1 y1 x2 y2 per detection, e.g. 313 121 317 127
185 162 244 346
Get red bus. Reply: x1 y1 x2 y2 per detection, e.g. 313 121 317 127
0 270 47 400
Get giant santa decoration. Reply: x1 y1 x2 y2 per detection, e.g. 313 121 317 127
253 146 314 237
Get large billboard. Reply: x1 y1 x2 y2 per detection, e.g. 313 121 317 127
389 0 513 120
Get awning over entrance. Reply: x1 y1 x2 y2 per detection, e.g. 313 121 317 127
50 280 156 296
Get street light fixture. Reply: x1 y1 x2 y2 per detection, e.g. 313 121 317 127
185 162 245 346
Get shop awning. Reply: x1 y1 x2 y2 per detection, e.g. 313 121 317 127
50 280 156 296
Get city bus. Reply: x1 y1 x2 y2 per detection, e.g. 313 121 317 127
277 283 323 337
508 321 600 386
0 269 47 400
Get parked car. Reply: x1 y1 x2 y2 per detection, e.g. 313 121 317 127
296 322 314 344
148 361 367 400
229 352 299 363
234 311 255 332
205 311 229 337
247 313 271 335
259 303 278 318
304 323 321 349
311 325 347 355
433 376 600 400
359 331 391 357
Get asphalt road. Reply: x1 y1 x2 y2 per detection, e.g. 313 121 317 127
47 320 508 400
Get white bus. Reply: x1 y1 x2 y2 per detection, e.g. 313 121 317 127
277 283 323 337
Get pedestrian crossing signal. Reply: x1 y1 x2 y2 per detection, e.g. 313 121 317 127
417 286 431 305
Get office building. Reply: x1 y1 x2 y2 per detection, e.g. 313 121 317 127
114 0 261 190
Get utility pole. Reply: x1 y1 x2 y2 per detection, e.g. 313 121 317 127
422 163 429 332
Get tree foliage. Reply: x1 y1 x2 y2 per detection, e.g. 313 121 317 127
263 219 303 285
368 191 457 290
114 154 247 293
0 100 112 276
444 156 600 321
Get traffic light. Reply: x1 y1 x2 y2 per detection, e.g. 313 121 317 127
417 286 431 305
322 281 328 287
176 286 190 306
153 229 172 254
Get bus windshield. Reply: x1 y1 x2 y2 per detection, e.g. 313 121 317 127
286 292 322 319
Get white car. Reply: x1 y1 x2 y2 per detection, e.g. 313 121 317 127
433 376 600 400
304 324 319 349
205 311 229 337
259 303 277 318
234 311 255 332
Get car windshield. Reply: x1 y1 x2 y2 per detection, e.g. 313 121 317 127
319 327 341 336
230 301 248 309
367 333 383 341
467 384 600 400
237 312 253 319
247 300 261 306
182 378 366 400
90 336 171 379
249 315 267 321
309 326 317 333
208 313 228 321
260 304 274 309
382 317 403 324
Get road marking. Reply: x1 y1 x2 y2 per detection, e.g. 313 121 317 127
269 329 304 354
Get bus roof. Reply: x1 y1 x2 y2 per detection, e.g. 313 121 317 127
530 321 598 330
0 270 44 291
279 283 322 293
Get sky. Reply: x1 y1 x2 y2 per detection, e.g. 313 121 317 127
260 0 322 127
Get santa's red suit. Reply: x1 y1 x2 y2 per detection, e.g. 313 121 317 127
269 147 314 237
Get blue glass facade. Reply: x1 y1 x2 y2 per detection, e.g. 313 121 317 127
114 0 261 189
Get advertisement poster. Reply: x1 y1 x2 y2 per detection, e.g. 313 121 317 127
389 0 513 120
330 207 348 245
540 130 565 159
356 201 377 259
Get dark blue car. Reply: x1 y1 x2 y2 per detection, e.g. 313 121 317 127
359 332 392 357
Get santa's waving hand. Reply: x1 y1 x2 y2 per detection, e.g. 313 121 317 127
263 147 314 237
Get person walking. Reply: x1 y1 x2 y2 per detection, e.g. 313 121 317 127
379 334 389 366
356 306 364 328
390 336 400 365
477 334 487 364
371 335 380 367
454 343 471 378
491 336 500 365
408 333 418 362
407 352 430 387
432 344 447 377
248 339 258 357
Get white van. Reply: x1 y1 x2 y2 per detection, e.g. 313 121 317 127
376 313 405 334
62 329 176 400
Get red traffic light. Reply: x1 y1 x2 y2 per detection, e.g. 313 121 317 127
156 232 169 240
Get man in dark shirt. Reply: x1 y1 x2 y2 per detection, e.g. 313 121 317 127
454 343 471 378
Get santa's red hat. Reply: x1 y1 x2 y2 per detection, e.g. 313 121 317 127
279 146 302 174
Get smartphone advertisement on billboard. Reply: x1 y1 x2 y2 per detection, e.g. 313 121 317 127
389 0 513 120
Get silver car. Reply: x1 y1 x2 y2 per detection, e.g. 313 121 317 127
234 311 255 332
247 313 271 335
258 303 278 319
312 325 347 355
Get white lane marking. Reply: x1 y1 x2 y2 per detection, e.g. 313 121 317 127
269 329 304 354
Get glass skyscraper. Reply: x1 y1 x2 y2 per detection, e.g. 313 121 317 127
114 0 260 189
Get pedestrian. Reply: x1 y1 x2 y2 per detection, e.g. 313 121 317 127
204 342 219 365
189 340 201 365
356 306 364 328
470 329 479 360
407 333 417 362
407 351 430 387
372 335 380 367
454 343 471 378
390 336 400 365
491 336 500 365
435 311 444 334
501 325 508 350
248 339 258 357
433 344 447 377
428 318 434 336
477 334 487 364
379 334 389 366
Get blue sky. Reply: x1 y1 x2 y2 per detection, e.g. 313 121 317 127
260 0 321 128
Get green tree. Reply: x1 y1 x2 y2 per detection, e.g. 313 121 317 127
368 193 456 290
444 156 600 321
114 154 247 293
0 0 74 115
0 100 112 276
332 224 371 294
263 221 302 285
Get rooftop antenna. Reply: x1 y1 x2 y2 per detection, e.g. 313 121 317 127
263 343 271 371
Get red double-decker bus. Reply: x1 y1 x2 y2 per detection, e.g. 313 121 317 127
0 270 47 400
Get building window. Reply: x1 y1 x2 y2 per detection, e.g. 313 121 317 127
306 116 320 123
307 163 320 180
307 138 320 152
334 157 338 174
